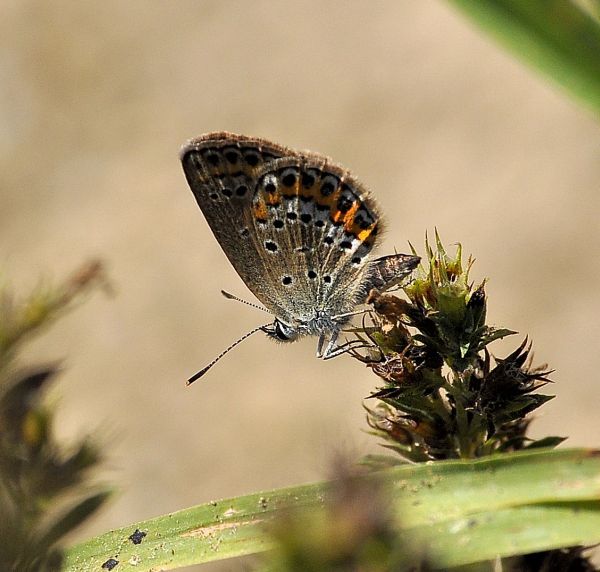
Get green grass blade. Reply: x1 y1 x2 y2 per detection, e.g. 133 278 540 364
423 501 600 567
63 448 600 571
63 483 323 571
394 447 600 524
445 0 600 117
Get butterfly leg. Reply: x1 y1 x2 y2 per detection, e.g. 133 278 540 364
319 331 371 360
316 330 333 358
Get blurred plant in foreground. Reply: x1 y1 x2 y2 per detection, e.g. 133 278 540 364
0 261 111 572
259 460 431 572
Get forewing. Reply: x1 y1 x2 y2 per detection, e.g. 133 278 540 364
180 132 296 310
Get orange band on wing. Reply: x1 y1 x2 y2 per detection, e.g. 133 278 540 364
265 191 281 206
357 225 376 242
253 200 268 220
342 202 360 231
281 179 300 198
315 187 341 211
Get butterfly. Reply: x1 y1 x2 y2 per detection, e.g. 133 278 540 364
181 132 419 382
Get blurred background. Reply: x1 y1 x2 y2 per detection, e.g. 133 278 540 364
2 1 600 570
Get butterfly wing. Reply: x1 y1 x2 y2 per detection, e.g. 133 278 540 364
368 254 421 291
181 133 383 325
238 155 384 325
181 132 295 308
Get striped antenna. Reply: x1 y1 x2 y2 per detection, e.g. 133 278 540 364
187 323 270 385
221 290 270 313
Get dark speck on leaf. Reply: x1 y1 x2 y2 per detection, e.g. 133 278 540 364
129 528 147 545
102 558 119 570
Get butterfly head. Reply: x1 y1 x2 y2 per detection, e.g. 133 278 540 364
261 319 300 343
261 310 349 345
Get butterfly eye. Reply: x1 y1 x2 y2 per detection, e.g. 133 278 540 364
274 320 296 341
275 322 288 339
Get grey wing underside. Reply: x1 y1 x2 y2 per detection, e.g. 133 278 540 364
368 253 421 292
181 133 384 324
181 132 294 311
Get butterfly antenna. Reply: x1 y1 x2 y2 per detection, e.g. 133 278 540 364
221 290 271 313
187 323 270 385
